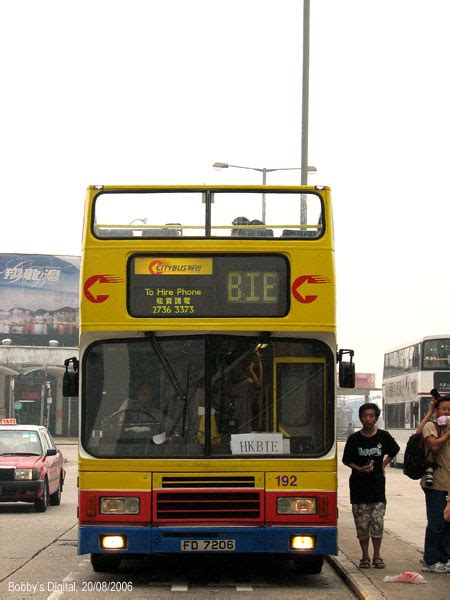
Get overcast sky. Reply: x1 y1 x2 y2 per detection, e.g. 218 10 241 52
1 0 449 385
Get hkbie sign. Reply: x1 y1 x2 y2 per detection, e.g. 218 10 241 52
230 433 283 455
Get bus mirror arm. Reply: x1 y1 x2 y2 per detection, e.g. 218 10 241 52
337 349 355 389
63 356 79 397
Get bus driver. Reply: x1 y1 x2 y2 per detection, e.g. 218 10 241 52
112 383 172 441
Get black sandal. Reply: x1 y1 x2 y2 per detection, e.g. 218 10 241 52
359 558 371 568
372 557 385 569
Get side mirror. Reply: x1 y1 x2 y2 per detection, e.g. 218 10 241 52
46 448 57 457
338 349 355 388
63 356 79 397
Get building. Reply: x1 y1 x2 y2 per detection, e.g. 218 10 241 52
337 373 381 439
0 254 79 436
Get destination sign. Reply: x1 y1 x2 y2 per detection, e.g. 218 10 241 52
128 254 289 318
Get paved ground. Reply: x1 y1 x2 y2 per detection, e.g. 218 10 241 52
335 442 449 600
56 440 449 599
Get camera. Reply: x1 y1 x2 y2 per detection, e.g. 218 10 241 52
437 415 450 426
424 463 435 487
430 388 441 401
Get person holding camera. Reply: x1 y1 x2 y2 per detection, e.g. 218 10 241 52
421 395 450 573
415 390 438 434
445 494 450 523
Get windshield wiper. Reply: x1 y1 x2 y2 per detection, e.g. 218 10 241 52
146 333 187 402
16 452 41 456
0 452 39 456
146 333 190 437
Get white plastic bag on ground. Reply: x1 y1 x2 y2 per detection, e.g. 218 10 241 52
383 571 426 584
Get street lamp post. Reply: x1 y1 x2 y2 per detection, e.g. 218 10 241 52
212 162 317 223
301 0 311 225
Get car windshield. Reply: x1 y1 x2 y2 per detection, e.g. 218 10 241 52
0 430 42 455
82 335 334 459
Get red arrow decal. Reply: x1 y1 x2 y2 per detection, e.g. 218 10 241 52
292 275 331 304
84 275 122 303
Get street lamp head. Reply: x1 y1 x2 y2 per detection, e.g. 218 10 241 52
213 162 317 174
129 217 148 225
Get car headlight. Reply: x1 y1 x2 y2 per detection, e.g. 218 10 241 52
277 496 317 515
14 468 35 481
100 497 140 515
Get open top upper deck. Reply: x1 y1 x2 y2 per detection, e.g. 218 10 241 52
88 185 330 241
81 185 335 332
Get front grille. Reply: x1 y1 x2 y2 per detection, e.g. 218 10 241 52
156 490 261 521
160 475 255 488
0 468 15 481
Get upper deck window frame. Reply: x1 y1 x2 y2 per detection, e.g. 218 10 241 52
90 188 326 241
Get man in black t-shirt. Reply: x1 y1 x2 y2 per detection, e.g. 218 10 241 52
342 402 399 570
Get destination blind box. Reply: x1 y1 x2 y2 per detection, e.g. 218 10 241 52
127 254 289 318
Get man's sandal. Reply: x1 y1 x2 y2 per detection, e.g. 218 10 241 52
372 557 385 569
359 558 371 568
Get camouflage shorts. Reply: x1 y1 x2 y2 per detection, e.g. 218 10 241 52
351 502 386 539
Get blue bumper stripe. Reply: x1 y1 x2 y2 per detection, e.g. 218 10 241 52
79 525 337 556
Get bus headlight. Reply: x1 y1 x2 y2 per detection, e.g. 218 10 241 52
277 497 317 515
100 535 127 550
100 497 140 515
290 535 316 550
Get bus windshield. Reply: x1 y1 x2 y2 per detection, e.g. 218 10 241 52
82 336 333 459
422 338 450 370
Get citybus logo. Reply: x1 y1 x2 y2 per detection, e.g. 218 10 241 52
135 257 213 275
292 274 331 304
148 260 171 274
84 274 123 303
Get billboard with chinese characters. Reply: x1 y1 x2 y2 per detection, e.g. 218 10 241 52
0 254 80 346
355 373 376 389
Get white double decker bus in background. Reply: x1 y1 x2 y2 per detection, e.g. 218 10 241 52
382 335 450 464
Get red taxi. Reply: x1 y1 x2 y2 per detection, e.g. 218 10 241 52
0 419 65 512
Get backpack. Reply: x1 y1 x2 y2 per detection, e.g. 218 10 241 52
402 423 437 480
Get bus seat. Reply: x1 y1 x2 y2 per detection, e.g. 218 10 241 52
141 229 167 237
232 228 274 238
233 229 253 237
142 225 182 237
258 229 274 237
231 217 273 237
249 220 273 237
164 223 183 236
95 226 185 238
282 229 317 238
95 228 130 238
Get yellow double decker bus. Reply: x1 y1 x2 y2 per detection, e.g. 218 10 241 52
64 185 354 574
